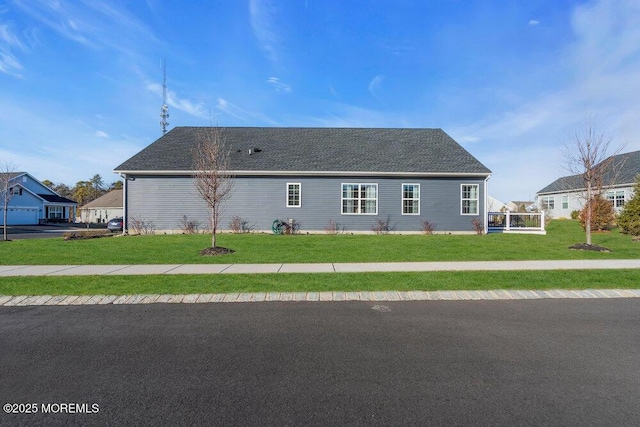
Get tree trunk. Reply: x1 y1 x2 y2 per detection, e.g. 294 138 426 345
586 181 592 245
211 209 216 248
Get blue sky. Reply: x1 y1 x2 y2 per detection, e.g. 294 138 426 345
1 0 639 202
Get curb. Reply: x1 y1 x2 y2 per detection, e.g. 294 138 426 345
2 289 640 306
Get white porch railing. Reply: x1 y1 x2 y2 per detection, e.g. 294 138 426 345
487 211 546 234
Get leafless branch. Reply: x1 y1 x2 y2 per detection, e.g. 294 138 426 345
193 127 234 248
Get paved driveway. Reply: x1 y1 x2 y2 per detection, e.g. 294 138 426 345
1 225 107 240
1 299 639 425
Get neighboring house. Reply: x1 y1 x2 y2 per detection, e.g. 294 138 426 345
78 189 123 223
0 172 77 225
507 201 536 213
114 127 492 233
487 196 510 212
536 149 640 219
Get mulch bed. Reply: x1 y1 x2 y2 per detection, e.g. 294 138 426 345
568 243 611 252
199 246 235 256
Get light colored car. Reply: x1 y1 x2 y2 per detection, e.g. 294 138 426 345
106 217 123 232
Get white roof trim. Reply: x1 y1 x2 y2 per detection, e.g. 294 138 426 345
114 169 491 178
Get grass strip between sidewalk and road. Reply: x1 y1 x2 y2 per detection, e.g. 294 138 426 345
1 269 639 296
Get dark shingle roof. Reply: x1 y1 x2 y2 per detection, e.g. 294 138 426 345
38 194 77 204
114 127 491 175
538 150 640 194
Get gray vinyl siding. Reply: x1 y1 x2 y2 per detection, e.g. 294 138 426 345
126 175 486 232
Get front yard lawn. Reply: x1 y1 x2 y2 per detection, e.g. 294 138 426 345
0 220 638 265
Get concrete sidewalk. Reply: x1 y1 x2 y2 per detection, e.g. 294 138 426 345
1 259 640 277
2 260 638 306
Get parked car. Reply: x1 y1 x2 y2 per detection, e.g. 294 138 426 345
107 217 123 232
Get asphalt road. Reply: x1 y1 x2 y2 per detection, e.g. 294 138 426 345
1 300 639 426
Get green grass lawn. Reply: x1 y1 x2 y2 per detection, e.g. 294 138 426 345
2 270 639 296
1 220 638 295
1 220 638 265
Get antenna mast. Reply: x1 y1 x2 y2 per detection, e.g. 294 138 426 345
160 59 170 135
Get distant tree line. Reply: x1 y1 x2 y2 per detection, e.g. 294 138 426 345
42 174 123 206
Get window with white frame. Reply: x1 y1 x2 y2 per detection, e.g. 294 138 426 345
606 190 625 208
342 183 377 215
461 184 479 215
48 206 63 219
541 196 554 210
287 183 301 207
562 195 569 210
402 184 420 215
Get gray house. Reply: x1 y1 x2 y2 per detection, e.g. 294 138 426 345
537 149 640 219
114 127 492 233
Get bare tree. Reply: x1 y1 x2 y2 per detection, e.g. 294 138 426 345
563 120 623 245
193 127 234 250
1 162 18 241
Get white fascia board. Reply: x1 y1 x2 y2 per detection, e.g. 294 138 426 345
114 169 492 178
537 181 634 196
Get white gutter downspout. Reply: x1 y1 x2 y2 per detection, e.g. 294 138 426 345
484 176 490 235
120 173 128 235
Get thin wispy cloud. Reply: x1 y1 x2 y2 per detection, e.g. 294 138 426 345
266 77 291 92
449 0 640 201
216 98 249 121
216 97 279 125
249 0 280 63
11 0 159 57
368 75 384 99
95 130 108 138
146 82 207 119
0 23 25 77
528 20 540 26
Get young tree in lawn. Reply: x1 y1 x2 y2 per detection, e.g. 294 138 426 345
193 127 234 250
563 120 623 246
0 162 18 241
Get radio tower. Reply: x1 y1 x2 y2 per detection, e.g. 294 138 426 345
160 59 170 135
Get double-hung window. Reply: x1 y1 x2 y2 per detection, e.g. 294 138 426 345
540 196 555 210
461 184 479 215
342 183 377 215
606 190 625 208
287 183 301 207
402 184 420 215
562 195 569 210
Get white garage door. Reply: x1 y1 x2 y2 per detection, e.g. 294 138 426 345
1 208 40 225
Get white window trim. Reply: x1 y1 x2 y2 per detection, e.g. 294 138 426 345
401 183 420 215
286 182 301 208
341 183 378 215
606 190 625 208
561 195 569 210
460 184 479 215
541 195 555 210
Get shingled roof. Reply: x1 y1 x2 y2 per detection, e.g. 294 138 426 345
538 150 640 194
80 189 122 209
115 127 491 175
